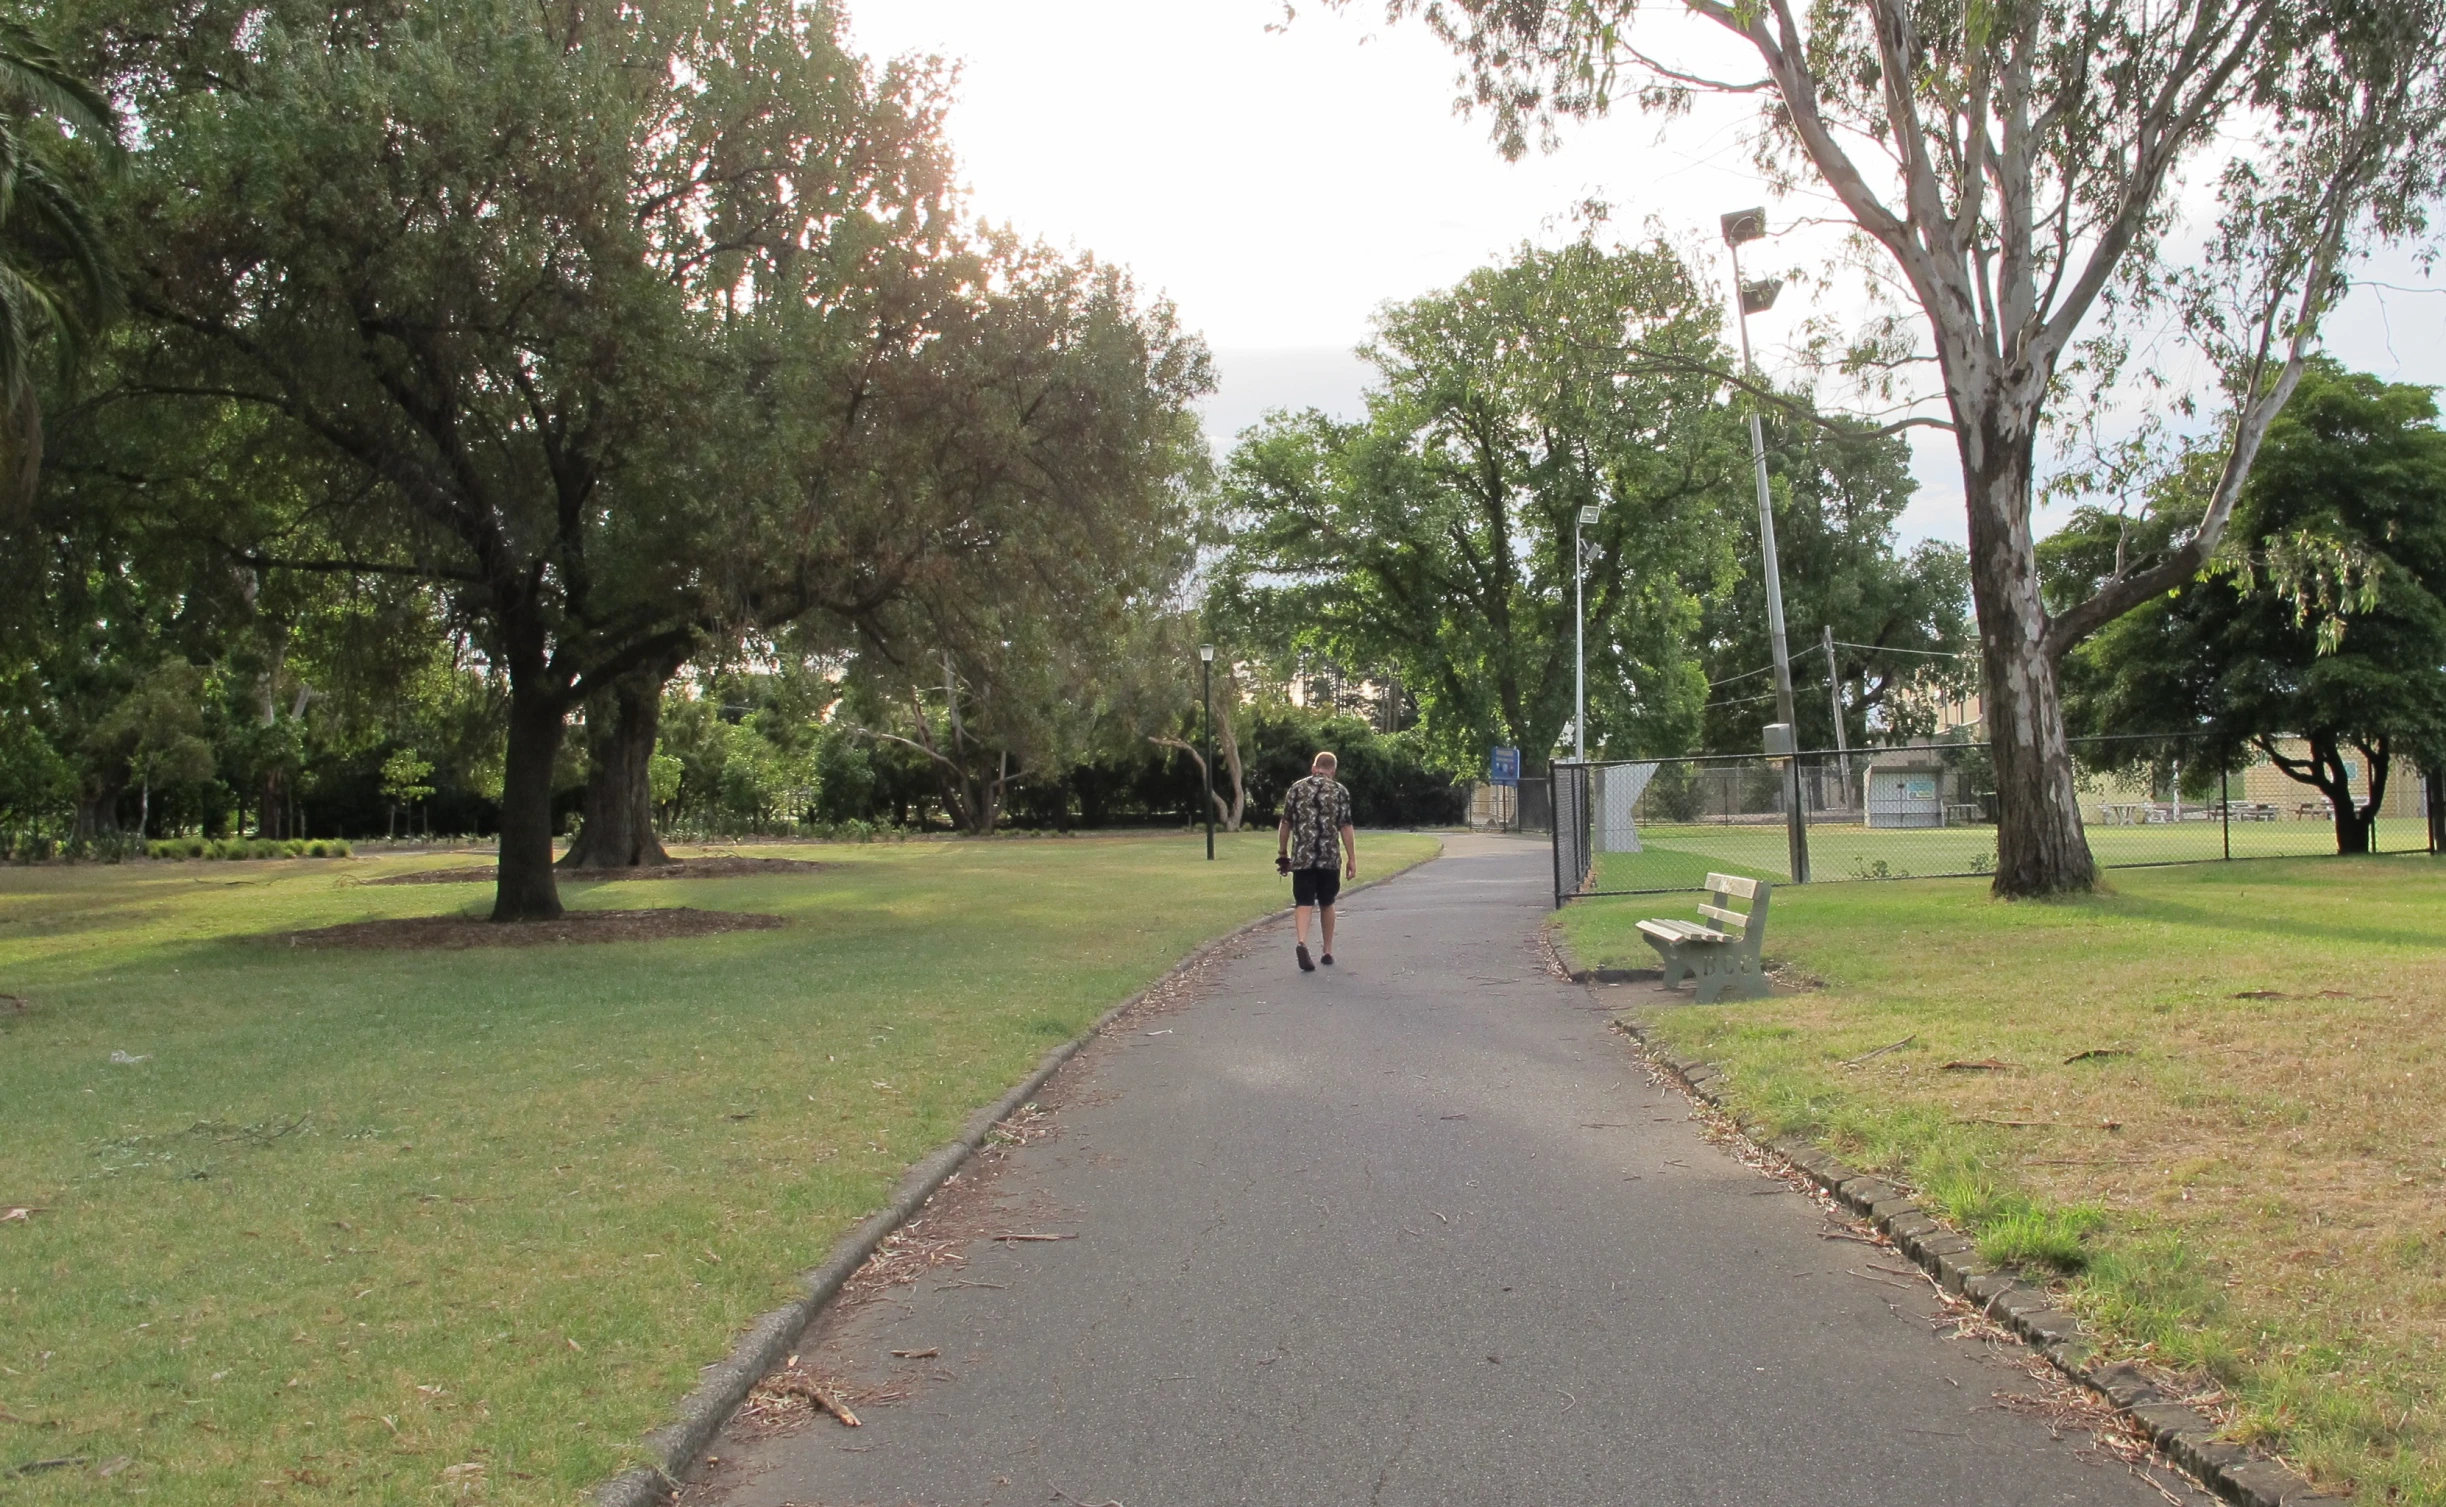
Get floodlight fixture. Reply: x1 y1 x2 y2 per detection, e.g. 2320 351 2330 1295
1720 207 1767 245
1578 504 1603 526
1740 278 1783 315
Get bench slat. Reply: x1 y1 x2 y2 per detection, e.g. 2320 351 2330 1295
1695 903 1750 929
1638 920 1731 944
1705 873 1761 900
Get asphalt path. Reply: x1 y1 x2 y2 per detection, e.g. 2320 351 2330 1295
696 834 2203 1507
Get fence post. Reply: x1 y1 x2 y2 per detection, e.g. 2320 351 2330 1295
2222 764 2231 861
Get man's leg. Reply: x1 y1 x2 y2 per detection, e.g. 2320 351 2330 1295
1319 902 1336 957
1294 904 1313 946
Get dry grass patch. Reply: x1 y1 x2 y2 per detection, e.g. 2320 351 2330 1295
1559 855 2446 1505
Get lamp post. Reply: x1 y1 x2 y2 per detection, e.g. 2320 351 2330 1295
1722 207 1810 882
1575 503 1601 760
1199 644 1216 860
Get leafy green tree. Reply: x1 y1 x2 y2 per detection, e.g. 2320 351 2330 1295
831 255 1214 834
94 660 214 840
1696 403 1973 753
378 749 434 840
1337 0 2446 895
2056 363 2446 852
1216 235 1741 774
84 0 964 916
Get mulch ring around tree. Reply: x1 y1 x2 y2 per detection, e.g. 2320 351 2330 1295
366 856 829 886
275 908 785 950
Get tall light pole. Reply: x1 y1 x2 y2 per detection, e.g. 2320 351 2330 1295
1199 644 1216 860
1722 207 1810 882
1574 503 1601 760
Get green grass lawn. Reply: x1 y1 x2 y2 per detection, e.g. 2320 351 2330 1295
1559 856 2446 1505
1589 815 2364 891
0 830 1440 1504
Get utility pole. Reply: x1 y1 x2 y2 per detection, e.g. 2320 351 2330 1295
1723 207 1809 882
1823 626 1853 811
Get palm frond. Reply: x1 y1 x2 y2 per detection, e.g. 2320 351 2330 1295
0 23 119 142
12 154 120 332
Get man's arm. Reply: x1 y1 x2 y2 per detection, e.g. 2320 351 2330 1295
1340 821 1357 880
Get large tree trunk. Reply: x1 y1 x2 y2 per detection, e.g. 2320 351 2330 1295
2428 765 2444 855
1963 420 2097 897
493 675 567 922
257 769 287 839
561 661 677 870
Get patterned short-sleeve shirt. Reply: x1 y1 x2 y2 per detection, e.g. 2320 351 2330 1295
1281 774 1353 869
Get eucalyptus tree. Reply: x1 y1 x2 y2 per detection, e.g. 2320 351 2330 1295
1216 236 1743 773
87 0 958 916
1334 0 2446 893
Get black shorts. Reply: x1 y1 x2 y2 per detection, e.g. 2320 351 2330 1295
1291 866 1341 908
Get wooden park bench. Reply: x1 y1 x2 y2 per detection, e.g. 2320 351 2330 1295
1637 873 1772 1004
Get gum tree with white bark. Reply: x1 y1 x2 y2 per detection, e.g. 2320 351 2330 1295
1329 0 2446 893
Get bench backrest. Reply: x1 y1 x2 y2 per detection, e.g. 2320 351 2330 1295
1697 872 1766 936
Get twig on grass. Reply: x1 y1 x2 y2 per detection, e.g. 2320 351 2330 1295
1942 1058 2011 1072
1840 1034 1916 1067
2063 1047 2134 1064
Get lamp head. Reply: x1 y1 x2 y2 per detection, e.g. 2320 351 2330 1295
1577 504 1602 526
1199 644 1215 663
1720 207 1767 245
1739 278 1783 315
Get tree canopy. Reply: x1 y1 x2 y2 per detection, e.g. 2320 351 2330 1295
2054 361 2446 852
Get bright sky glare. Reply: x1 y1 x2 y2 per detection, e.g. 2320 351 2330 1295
848 1 2446 547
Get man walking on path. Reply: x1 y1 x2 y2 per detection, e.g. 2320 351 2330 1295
1277 750 1357 972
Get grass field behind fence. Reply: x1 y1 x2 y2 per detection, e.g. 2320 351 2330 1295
1560 855 2446 1504
1589 815 2363 892
0 831 1440 1505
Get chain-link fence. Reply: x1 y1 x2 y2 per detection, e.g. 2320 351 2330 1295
1551 732 2435 905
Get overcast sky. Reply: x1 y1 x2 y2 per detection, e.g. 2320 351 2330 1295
847 1 2446 547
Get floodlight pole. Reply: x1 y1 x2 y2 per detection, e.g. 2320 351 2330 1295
1574 505 1599 760
1200 645 1216 860
1724 209 1809 882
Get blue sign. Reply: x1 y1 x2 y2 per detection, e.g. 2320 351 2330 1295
1489 746 1521 786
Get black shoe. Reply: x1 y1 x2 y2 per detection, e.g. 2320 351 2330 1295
1319 953 1334 966
1296 943 1315 972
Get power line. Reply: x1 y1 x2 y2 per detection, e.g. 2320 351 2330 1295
1708 662 1777 689
1831 640 1973 659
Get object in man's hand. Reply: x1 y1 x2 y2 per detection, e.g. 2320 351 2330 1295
1276 855 1293 876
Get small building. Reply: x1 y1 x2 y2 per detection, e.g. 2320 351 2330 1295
1863 752 1946 828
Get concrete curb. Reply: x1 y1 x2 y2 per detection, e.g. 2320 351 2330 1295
1608 1005 2343 1507
596 849 1439 1506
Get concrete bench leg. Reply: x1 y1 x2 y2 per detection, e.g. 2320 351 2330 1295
1691 950 1768 1005
1643 936 1690 989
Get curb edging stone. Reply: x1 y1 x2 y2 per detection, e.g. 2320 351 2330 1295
1612 1008 2342 1507
596 853 1436 1507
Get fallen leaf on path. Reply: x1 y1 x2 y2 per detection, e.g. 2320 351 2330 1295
989 1232 1076 1243
889 1348 939 1359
